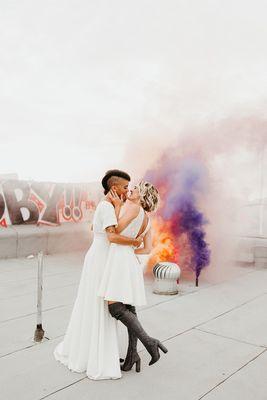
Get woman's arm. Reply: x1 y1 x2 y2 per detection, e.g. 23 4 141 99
107 190 138 233
115 204 140 233
105 226 143 247
107 190 123 222
114 204 122 221
134 227 152 254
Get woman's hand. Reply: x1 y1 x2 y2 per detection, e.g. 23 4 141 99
107 189 124 208
133 235 143 248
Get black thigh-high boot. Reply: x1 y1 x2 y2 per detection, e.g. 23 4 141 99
120 304 140 372
108 302 168 368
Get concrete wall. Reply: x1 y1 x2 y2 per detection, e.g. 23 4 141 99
0 179 103 227
0 222 94 258
0 179 103 259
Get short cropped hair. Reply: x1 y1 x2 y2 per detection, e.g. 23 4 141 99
101 169 131 195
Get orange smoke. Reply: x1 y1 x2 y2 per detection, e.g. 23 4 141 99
147 216 179 272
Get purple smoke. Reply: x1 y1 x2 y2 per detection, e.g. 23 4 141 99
145 154 211 285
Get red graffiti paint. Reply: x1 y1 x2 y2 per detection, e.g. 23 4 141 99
0 218 7 228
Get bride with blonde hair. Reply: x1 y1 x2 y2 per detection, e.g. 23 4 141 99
54 170 168 380
98 179 168 373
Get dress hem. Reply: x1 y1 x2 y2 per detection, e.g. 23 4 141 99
54 352 122 380
98 294 147 307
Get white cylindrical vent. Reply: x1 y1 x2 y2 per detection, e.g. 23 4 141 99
152 262 181 295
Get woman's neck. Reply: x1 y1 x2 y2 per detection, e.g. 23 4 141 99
104 195 112 203
127 198 141 206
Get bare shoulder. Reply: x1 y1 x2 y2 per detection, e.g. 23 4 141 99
121 202 140 219
127 202 141 216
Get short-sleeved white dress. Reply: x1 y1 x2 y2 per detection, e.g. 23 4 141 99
97 204 150 306
53 200 124 380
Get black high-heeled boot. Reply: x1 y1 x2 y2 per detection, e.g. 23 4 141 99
120 304 141 372
108 302 168 367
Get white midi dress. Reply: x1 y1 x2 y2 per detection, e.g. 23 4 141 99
53 200 124 380
97 205 150 307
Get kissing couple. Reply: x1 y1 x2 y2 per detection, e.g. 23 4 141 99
54 169 168 380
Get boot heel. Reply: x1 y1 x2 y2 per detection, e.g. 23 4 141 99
135 358 141 372
158 342 168 353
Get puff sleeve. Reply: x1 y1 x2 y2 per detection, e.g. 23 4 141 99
101 201 118 231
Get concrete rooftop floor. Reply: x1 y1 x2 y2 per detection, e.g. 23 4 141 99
0 251 266 400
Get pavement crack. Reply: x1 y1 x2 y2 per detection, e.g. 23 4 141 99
0 281 79 301
198 348 267 400
194 327 266 349
38 377 86 400
194 292 267 329
0 304 69 325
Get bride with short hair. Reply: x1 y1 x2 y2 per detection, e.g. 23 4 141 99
54 170 168 380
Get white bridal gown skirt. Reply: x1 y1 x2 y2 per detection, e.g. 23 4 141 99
97 243 147 307
53 236 122 380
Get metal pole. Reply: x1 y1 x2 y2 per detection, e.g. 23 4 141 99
259 139 265 237
34 251 45 342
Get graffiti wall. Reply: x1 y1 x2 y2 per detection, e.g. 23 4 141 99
0 179 103 227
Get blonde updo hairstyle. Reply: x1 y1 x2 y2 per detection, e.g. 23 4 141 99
137 181 160 212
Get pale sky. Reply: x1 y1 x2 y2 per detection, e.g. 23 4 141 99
0 0 266 182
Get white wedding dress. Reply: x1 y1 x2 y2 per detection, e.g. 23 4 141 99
54 200 123 380
97 205 151 306
53 200 150 380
